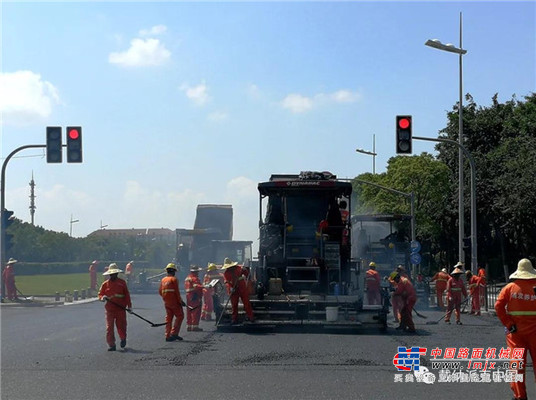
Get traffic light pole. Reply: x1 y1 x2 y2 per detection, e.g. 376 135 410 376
413 135 478 275
1 144 45 301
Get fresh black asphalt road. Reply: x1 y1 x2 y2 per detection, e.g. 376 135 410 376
1 294 530 400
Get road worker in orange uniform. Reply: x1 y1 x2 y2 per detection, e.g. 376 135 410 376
125 261 134 287
89 260 98 292
201 262 223 321
159 263 184 342
430 268 449 309
495 258 536 400
390 271 416 333
2 258 18 301
98 263 132 351
466 270 482 316
445 264 467 325
222 257 255 324
365 262 381 305
185 266 204 331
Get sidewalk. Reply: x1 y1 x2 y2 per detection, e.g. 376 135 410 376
0 295 99 307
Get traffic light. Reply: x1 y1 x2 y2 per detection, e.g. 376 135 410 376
46 126 62 163
463 237 471 253
2 210 15 252
66 126 83 163
396 115 412 154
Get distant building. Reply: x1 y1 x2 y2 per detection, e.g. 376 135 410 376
88 228 175 244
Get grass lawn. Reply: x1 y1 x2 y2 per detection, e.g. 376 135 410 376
15 270 163 296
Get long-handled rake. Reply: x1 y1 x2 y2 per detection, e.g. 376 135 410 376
106 298 166 327
426 297 470 325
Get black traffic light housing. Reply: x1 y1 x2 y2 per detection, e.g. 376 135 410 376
396 115 412 154
46 126 62 163
2 210 15 252
66 126 83 163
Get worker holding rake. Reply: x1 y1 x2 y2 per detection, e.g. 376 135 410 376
444 264 467 325
98 263 132 351
159 263 184 342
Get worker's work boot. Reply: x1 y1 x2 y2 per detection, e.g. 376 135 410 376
192 326 203 332
120 339 126 348
445 320 451 324
170 335 183 341
456 320 463 325
108 345 116 351
165 336 176 342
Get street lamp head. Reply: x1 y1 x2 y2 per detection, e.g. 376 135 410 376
425 38 467 55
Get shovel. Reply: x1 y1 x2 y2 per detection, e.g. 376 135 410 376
105 298 166 327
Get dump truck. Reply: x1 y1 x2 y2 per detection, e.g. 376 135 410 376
216 171 390 330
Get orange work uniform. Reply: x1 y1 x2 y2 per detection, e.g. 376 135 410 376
495 278 536 400
431 271 449 309
98 278 132 348
89 263 98 290
394 276 416 332
445 277 467 323
125 262 133 286
201 269 222 321
2 265 17 300
159 275 184 339
185 273 204 328
223 265 254 323
365 268 381 305
468 275 482 315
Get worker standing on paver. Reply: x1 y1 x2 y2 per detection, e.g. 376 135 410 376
185 266 204 331
445 264 467 325
98 263 132 351
430 267 449 309
159 263 184 342
201 262 222 321
495 258 536 400
222 257 255 324
365 262 381 305
89 260 98 292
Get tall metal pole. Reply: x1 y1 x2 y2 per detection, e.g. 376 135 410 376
458 12 465 264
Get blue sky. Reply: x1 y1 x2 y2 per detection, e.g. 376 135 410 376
1 1 534 252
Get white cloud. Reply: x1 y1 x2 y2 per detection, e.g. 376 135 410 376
108 38 170 67
180 82 211 106
207 111 228 122
281 89 360 113
0 71 60 126
281 93 314 113
139 25 167 37
247 83 262 99
330 89 360 103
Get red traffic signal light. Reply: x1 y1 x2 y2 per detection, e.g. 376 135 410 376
66 126 83 163
396 115 412 154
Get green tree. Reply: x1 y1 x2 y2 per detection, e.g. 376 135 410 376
352 153 452 269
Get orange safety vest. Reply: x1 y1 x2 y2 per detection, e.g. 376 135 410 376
495 279 536 336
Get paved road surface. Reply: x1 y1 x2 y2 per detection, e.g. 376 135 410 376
1 294 531 400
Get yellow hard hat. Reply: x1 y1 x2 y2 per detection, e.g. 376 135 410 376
389 271 400 280
369 262 376 268
165 263 177 271
207 263 217 271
